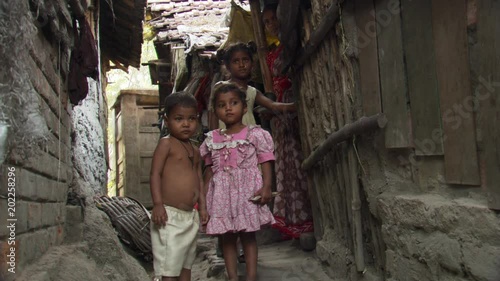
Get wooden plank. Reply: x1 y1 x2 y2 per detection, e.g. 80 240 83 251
401 0 443 156
249 0 273 92
476 0 500 208
354 0 382 115
432 0 480 185
375 0 411 148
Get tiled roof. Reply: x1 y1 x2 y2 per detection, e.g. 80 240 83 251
147 0 234 53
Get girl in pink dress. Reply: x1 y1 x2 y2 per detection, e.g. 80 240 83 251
201 82 275 281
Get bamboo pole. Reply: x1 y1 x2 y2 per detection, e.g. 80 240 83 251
302 113 387 170
340 63 365 273
249 0 273 93
325 39 352 248
301 63 317 153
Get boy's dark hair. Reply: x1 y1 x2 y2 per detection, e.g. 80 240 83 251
163 92 198 116
211 82 247 110
217 42 257 66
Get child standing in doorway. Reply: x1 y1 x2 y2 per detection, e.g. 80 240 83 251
150 92 209 281
201 83 275 281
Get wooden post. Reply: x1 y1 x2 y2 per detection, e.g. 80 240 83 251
249 0 273 93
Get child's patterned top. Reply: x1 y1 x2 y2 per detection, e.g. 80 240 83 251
200 125 276 234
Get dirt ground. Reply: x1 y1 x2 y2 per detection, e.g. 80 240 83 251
190 236 335 281
14 206 333 281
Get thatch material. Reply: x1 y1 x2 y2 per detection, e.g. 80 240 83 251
95 196 153 261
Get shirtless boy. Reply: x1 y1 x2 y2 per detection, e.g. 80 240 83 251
149 92 209 281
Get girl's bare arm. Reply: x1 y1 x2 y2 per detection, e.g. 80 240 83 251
196 149 209 224
203 166 213 197
255 90 296 114
257 161 273 204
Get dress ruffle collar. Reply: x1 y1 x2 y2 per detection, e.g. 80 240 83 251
205 125 259 151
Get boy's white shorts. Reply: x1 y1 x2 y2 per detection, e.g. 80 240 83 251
151 205 199 277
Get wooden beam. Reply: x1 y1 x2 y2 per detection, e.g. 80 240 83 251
293 3 340 69
302 113 387 170
249 0 273 93
432 0 480 185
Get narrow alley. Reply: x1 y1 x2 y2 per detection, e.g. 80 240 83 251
1 0 500 281
191 236 334 281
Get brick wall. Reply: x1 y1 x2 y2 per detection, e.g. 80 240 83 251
0 0 77 277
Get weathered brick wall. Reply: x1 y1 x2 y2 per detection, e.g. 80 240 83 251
0 0 75 278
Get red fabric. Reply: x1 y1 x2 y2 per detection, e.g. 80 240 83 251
267 44 314 237
194 74 211 113
266 45 292 102
272 216 313 239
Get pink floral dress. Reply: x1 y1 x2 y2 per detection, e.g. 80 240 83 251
200 126 276 235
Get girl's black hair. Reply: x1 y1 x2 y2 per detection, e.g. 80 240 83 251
262 3 278 14
163 91 198 116
211 82 247 111
216 42 257 66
